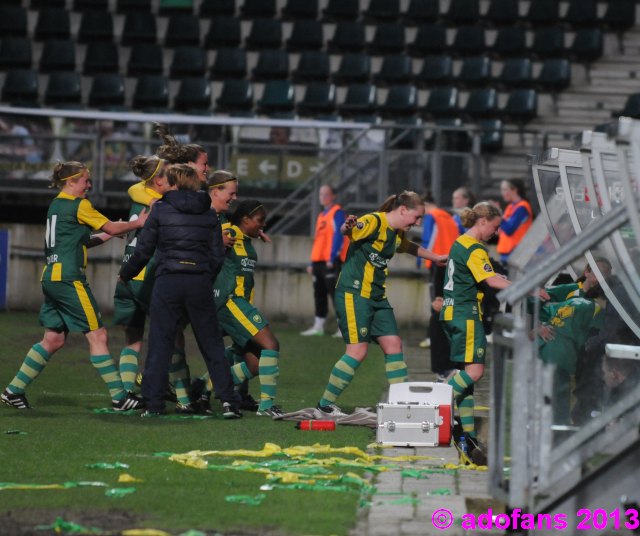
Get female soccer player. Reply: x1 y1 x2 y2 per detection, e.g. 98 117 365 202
208 200 283 416
316 191 447 416
440 202 513 464
114 155 170 394
2 161 147 411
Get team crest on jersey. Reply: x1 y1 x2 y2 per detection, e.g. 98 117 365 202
359 327 368 336
353 280 360 289
356 221 365 229
253 314 262 323
483 263 493 273
477 347 485 358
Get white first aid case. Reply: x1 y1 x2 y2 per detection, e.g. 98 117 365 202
376 382 453 447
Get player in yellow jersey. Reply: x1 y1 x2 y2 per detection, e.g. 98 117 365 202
2 161 148 411
316 191 447 416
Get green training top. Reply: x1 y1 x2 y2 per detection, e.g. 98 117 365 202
336 211 413 301
41 192 109 282
441 234 497 321
213 223 257 309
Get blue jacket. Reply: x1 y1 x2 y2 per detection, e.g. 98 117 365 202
120 189 224 281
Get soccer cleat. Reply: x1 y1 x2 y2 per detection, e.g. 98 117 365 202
239 394 259 412
256 405 284 417
316 402 347 417
140 410 164 418
175 402 197 415
195 395 214 415
222 402 242 419
331 329 343 338
436 369 457 383
467 435 488 466
112 392 145 411
1 389 31 409
189 377 206 404
418 338 431 348
300 327 324 336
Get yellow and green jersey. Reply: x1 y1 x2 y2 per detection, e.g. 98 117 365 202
213 223 257 309
441 234 497 320
120 182 162 281
337 212 413 301
41 192 109 282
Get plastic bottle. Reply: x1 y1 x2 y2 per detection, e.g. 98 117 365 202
295 420 336 431
458 434 469 455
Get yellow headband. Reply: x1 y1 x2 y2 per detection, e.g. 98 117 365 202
249 204 264 215
144 159 164 182
208 177 238 189
60 171 85 181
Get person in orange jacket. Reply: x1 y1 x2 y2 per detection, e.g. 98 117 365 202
496 178 533 265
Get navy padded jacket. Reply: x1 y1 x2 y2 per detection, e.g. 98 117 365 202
119 189 224 281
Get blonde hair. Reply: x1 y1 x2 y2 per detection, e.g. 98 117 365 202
50 161 88 189
129 155 166 183
154 122 206 164
207 170 238 190
166 164 201 191
460 202 502 228
378 190 423 213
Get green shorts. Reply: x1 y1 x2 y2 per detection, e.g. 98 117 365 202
113 280 150 328
442 315 486 364
217 297 269 349
335 290 399 344
39 280 104 333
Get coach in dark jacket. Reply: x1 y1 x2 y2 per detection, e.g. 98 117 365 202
120 164 240 416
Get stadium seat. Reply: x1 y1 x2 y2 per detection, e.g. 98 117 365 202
338 83 377 117
451 26 486 57
525 0 559 27
170 46 207 79
296 82 337 116
0 7 27 38
422 86 459 119
478 118 504 152
78 11 114 43
257 80 295 115
401 0 440 25
568 28 604 65
414 55 453 87
461 87 498 119
563 0 598 28
0 38 32 70
204 17 241 49
84 42 120 75
209 48 247 80
133 75 170 111
199 0 235 18
173 77 212 113
531 26 566 58
74 0 110 10
127 43 164 76
117 0 152 13
35 9 71 41
491 27 527 58
292 51 330 82
364 0 401 23
501 88 538 124
32 0 65 8
215 79 254 114
457 55 491 88
281 0 318 20
444 0 480 25
612 93 640 119
378 85 419 118
328 22 366 53
89 74 124 107
425 118 467 150
483 0 520 27
2 69 39 106
332 53 371 85
45 72 82 107
603 0 636 33
286 20 324 52
165 14 201 47
158 0 194 16
39 40 76 73
322 0 359 22
251 49 290 81
88 74 125 108
535 58 571 92
122 12 157 45
408 23 447 56
245 19 283 50
373 55 412 86
240 0 276 19
367 23 406 55
496 57 532 89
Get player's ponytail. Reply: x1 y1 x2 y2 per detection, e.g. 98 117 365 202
50 161 88 189
461 202 502 228
378 190 423 212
